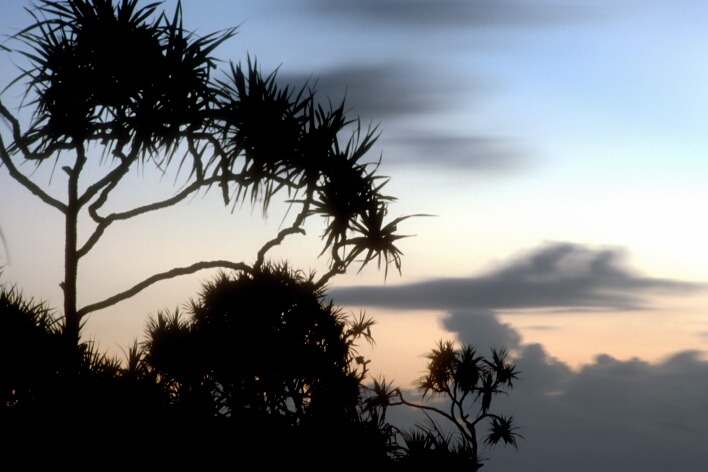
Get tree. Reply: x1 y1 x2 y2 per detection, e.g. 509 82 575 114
368 341 521 469
0 0 412 355
141 263 396 462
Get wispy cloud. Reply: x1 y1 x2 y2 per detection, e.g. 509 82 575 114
279 63 524 172
279 62 472 121
308 0 597 30
384 133 528 172
333 242 705 311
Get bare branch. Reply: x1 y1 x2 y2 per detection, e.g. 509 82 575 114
77 260 253 317
315 261 346 289
79 149 136 212
255 186 314 269
393 390 472 444
0 99 72 160
77 174 229 258
0 123 68 214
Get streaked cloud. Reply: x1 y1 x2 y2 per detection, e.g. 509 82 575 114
279 64 524 172
308 0 597 30
384 133 527 172
279 62 472 121
333 242 705 311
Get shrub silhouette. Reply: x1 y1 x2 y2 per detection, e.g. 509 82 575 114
142 264 394 462
0 280 165 431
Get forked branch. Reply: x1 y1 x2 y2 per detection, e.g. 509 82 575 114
0 103 67 213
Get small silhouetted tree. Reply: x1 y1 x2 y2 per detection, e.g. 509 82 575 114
0 0 412 359
369 341 521 469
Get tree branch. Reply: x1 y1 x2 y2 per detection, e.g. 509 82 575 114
393 391 473 444
0 99 71 160
315 262 346 290
79 147 136 211
77 174 232 258
255 186 313 269
0 135 68 214
0 102 70 214
77 260 253 317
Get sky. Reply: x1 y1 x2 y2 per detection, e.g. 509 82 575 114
1 1 708 470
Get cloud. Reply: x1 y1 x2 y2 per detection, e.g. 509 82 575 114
441 309 522 349
308 0 596 30
279 62 472 121
485 347 708 472
387 309 708 472
333 242 705 312
279 64 525 173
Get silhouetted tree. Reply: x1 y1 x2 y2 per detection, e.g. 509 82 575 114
369 341 521 469
0 0 412 357
141 264 396 462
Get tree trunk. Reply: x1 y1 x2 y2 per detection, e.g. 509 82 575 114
63 202 79 347
62 151 85 359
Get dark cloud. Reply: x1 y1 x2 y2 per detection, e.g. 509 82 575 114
485 347 708 472
309 0 596 30
279 64 522 172
333 242 705 312
441 309 522 349
386 310 708 472
360 242 707 469
279 62 471 121
525 325 557 331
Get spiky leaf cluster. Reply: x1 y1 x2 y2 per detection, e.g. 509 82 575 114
143 264 375 423
3 0 414 281
377 341 521 469
13 0 232 155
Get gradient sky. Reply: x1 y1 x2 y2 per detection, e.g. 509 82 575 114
1 1 708 470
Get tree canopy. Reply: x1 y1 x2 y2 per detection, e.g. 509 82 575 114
0 0 414 348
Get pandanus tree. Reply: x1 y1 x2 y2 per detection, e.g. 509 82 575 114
141 264 395 461
0 0 413 357
368 341 521 469
144 264 371 418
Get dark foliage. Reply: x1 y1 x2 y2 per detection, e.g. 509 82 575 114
0 2 519 467
371 340 522 469
0 281 165 427
1 0 418 348
141 264 394 461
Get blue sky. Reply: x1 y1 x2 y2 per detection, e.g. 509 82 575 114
1 1 708 470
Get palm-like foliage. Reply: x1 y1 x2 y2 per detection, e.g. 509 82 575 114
1 2 418 461
0 0 416 349
377 340 521 470
143 264 376 425
13 0 233 156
